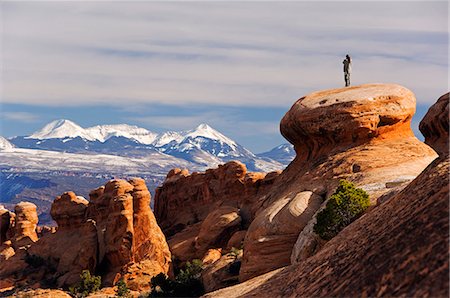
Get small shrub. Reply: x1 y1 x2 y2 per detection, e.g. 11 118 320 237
148 259 204 297
69 270 101 298
229 247 242 258
314 180 370 240
116 278 130 297
24 254 45 268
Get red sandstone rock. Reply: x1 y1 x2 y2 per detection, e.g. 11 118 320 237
201 251 243 293
202 249 222 266
29 192 98 287
13 202 38 247
194 206 242 258
240 84 437 281
0 206 11 244
419 92 449 156
226 230 247 250
0 178 171 292
203 91 449 298
154 161 279 237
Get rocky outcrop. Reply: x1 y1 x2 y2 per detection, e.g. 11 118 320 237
240 84 437 281
154 161 279 261
155 162 279 237
27 192 98 287
13 202 39 247
194 206 242 258
0 206 12 243
419 92 449 156
202 249 222 266
204 92 449 298
201 250 243 293
0 178 171 292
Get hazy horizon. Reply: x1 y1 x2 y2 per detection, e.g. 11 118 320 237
1 1 448 152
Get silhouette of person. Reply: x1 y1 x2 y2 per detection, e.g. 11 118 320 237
343 54 352 87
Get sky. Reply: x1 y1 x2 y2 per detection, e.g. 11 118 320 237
0 1 448 153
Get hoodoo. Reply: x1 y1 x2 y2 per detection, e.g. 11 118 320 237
204 91 449 297
239 84 437 280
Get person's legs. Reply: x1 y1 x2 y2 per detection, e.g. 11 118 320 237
345 73 350 87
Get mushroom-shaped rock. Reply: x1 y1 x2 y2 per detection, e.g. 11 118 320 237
281 84 416 160
419 92 449 157
240 84 437 281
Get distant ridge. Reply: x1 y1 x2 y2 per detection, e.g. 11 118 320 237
9 120 295 172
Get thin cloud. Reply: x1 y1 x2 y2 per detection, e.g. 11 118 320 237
3 112 39 123
1 1 447 108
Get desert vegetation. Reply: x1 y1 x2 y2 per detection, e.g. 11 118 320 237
314 180 370 240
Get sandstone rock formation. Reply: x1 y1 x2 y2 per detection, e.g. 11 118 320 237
204 91 449 298
201 250 243 293
240 84 437 281
28 192 98 287
0 206 12 243
202 249 222 266
0 178 171 292
154 161 279 261
419 92 449 156
194 206 241 257
155 162 279 236
13 202 39 247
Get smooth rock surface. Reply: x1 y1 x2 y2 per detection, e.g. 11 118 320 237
240 84 437 281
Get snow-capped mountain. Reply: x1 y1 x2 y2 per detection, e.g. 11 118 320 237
0 136 14 150
257 143 296 165
29 119 96 141
9 119 290 172
27 119 158 144
156 124 256 166
86 124 158 144
151 131 185 148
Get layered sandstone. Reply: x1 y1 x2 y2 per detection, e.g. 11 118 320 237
154 161 280 261
0 206 12 243
28 192 98 287
419 92 449 156
204 92 449 298
13 202 39 247
240 84 437 281
0 178 171 292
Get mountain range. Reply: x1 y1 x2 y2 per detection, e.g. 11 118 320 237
0 120 294 224
8 119 294 171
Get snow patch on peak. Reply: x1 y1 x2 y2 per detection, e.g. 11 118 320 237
28 119 96 141
184 123 237 149
85 124 158 144
0 136 14 150
152 131 185 147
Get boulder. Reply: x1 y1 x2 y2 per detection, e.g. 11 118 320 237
240 84 437 281
419 92 449 156
226 230 247 250
202 249 222 266
201 251 243 293
194 206 242 258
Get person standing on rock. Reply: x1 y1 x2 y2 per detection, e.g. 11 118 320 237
343 54 352 87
